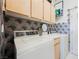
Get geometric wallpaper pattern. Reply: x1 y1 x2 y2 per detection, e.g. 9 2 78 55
4 15 44 36
4 16 42 31
52 23 69 34
4 15 69 35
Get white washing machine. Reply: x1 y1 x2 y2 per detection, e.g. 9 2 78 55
14 34 56 59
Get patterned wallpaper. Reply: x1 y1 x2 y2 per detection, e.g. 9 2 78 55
4 15 69 37
4 15 52 37
4 15 42 31
52 23 69 34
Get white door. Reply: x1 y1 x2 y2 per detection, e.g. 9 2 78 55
70 7 78 55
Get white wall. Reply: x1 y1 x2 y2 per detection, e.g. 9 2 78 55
54 0 78 23
70 8 78 55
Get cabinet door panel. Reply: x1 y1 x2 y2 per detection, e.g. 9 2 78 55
54 38 60 59
32 0 43 19
0 0 3 13
55 44 60 59
6 0 30 16
50 5 55 23
44 0 51 22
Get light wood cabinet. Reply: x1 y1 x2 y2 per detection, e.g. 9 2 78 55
54 38 60 59
0 0 3 13
2 0 5 11
6 0 30 16
32 0 43 20
6 0 55 24
44 0 51 22
50 5 55 23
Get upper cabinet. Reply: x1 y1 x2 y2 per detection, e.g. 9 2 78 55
6 0 30 16
6 0 55 24
31 0 43 20
3 0 5 11
0 0 3 13
43 0 51 22
50 4 55 23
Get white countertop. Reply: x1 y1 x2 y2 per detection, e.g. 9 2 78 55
14 33 60 56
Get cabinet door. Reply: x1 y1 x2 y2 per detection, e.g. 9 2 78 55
50 5 55 23
32 0 43 19
3 0 5 11
44 0 51 22
0 0 3 13
55 43 60 59
54 38 60 59
6 0 30 16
